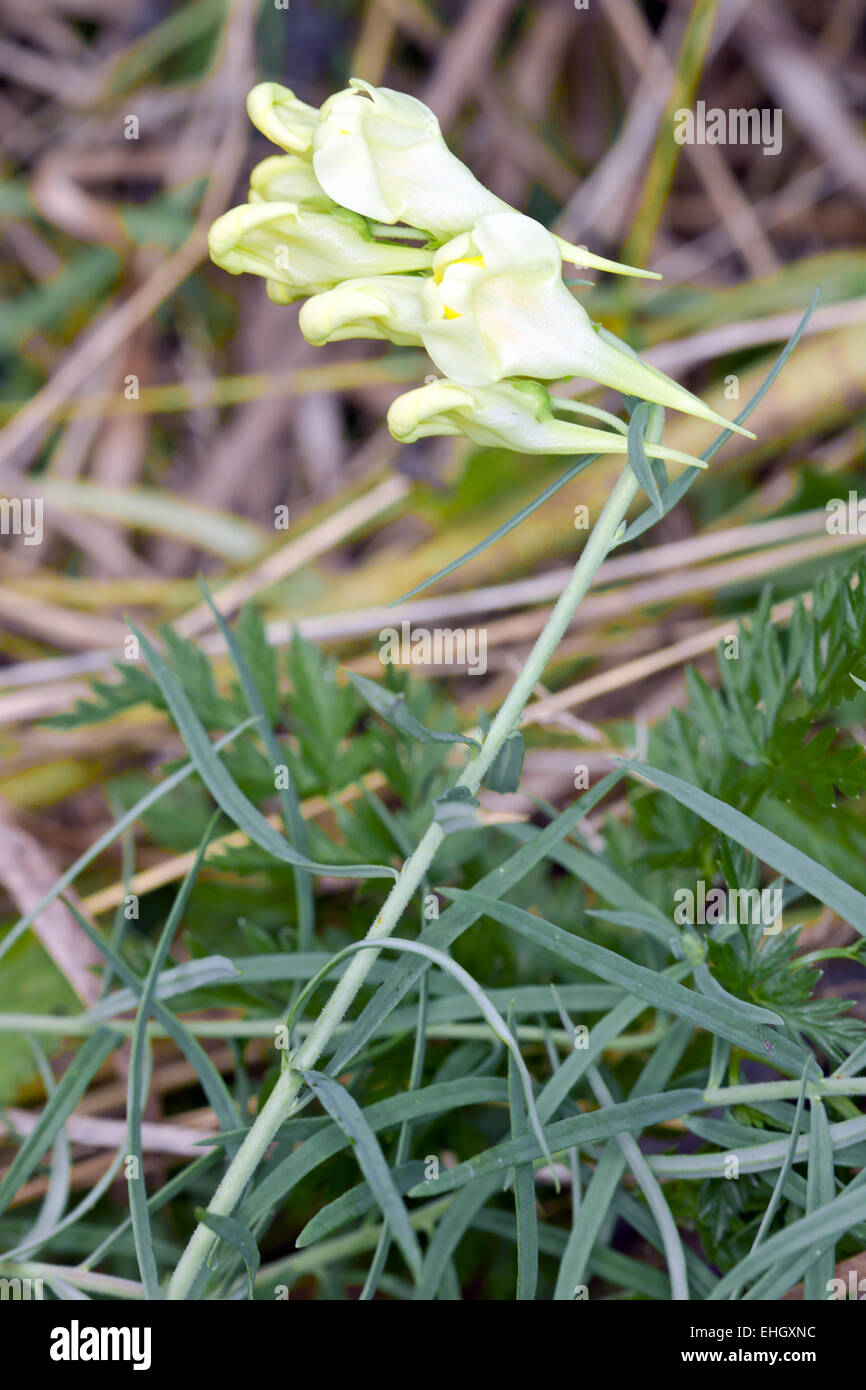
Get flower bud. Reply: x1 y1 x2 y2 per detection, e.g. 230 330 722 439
299 275 427 346
248 155 335 212
208 201 433 302
247 82 320 155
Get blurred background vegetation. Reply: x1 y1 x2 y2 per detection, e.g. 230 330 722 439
1 0 865 1286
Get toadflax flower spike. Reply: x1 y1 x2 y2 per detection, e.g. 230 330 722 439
419 212 754 438
387 378 709 469
208 201 433 304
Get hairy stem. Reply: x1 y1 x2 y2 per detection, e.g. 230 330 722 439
166 465 640 1300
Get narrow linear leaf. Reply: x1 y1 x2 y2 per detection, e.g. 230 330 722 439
588 908 681 951
296 1161 426 1248
297 1069 423 1282
551 1015 694 1300
83 956 240 1022
62 897 241 1141
288 937 553 1172
388 982 622 1032
413 1175 500 1300
392 452 600 605
804 1097 836 1301
508 1000 538 1300
835 1037 866 1079
361 972 429 1301
348 671 479 749
198 583 315 952
619 290 819 544
587 1066 688 1300
554 1142 624 1300
649 1114 866 1179
443 890 807 1075
241 1078 508 1228
128 818 217 1299
0 718 259 965
622 758 866 937
0 1029 120 1219
708 1176 866 1299
693 962 784 1028
501 820 671 922
538 990 663 1120
84 1153 222 1273
127 619 396 882
20 1040 71 1253
3 1146 127 1263
626 403 664 515
408 1089 704 1198
749 1061 811 1261
328 771 624 1075
195 1210 260 1298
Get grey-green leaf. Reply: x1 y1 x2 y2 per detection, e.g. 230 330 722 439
127 619 396 882
348 670 479 748
297 1069 423 1282
621 758 866 937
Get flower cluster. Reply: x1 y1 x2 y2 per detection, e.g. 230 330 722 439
209 79 753 457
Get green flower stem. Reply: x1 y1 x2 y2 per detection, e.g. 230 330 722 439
166 465 640 1300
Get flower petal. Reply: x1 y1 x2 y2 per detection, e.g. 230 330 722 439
299 275 427 346
208 201 433 298
247 83 320 154
312 80 509 238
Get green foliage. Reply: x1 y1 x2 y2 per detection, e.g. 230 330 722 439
4 566 866 1302
6 0 866 1311
44 662 163 729
605 560 866 1063
628 558 866 874
707 927 865 1061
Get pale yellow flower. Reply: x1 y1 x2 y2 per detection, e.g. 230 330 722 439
419 213 753 437
299 275 427 346
387 378 708 467
247 82 320 155
208 201 433 303
311 79 511 239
